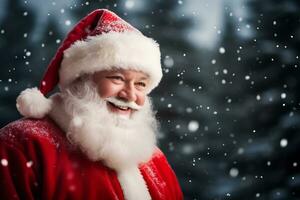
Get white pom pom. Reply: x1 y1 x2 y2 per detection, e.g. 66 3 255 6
16 87 52 118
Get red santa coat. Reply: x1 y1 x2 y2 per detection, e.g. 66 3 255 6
0 118 183 200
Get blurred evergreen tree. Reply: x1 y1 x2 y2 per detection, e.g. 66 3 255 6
204 0 300 199
0 1 35 126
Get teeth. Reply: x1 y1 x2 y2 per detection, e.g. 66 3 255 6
110 102 129 110
117 105 128 110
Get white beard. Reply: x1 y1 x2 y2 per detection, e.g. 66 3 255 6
60 80 157 171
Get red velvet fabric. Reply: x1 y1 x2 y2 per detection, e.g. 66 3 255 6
40 9 105 95
0 118 183 200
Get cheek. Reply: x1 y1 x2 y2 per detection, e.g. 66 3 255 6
97 81 119 98
136 94 146 106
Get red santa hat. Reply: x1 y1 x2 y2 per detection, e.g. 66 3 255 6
16 9 162 118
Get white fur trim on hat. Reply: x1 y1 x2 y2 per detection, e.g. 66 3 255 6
60 31 162 92
16 87 52 118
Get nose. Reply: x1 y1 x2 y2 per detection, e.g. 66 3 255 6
118 83 137 102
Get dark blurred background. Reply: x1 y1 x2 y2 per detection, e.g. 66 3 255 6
1 0 300 199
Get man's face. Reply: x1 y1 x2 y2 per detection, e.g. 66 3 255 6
92 69 150 117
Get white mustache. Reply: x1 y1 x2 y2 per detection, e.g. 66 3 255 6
105 97 142 110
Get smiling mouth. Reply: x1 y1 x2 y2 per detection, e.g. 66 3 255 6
108 102 130 111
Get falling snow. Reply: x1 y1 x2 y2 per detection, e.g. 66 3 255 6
125 0 135 9
229 168 239 177
188 121 199 132
219 47 226 54
65 20 71 26
164 56 174 68
280 139 288 148
26 161 33 168
25 51 31 57
0 1 299 200
1 159 8 166
245 75 250 80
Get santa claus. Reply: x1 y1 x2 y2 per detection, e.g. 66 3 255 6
0 9 183 200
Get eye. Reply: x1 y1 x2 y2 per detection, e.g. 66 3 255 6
135 82 146 87
107 76 124 81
